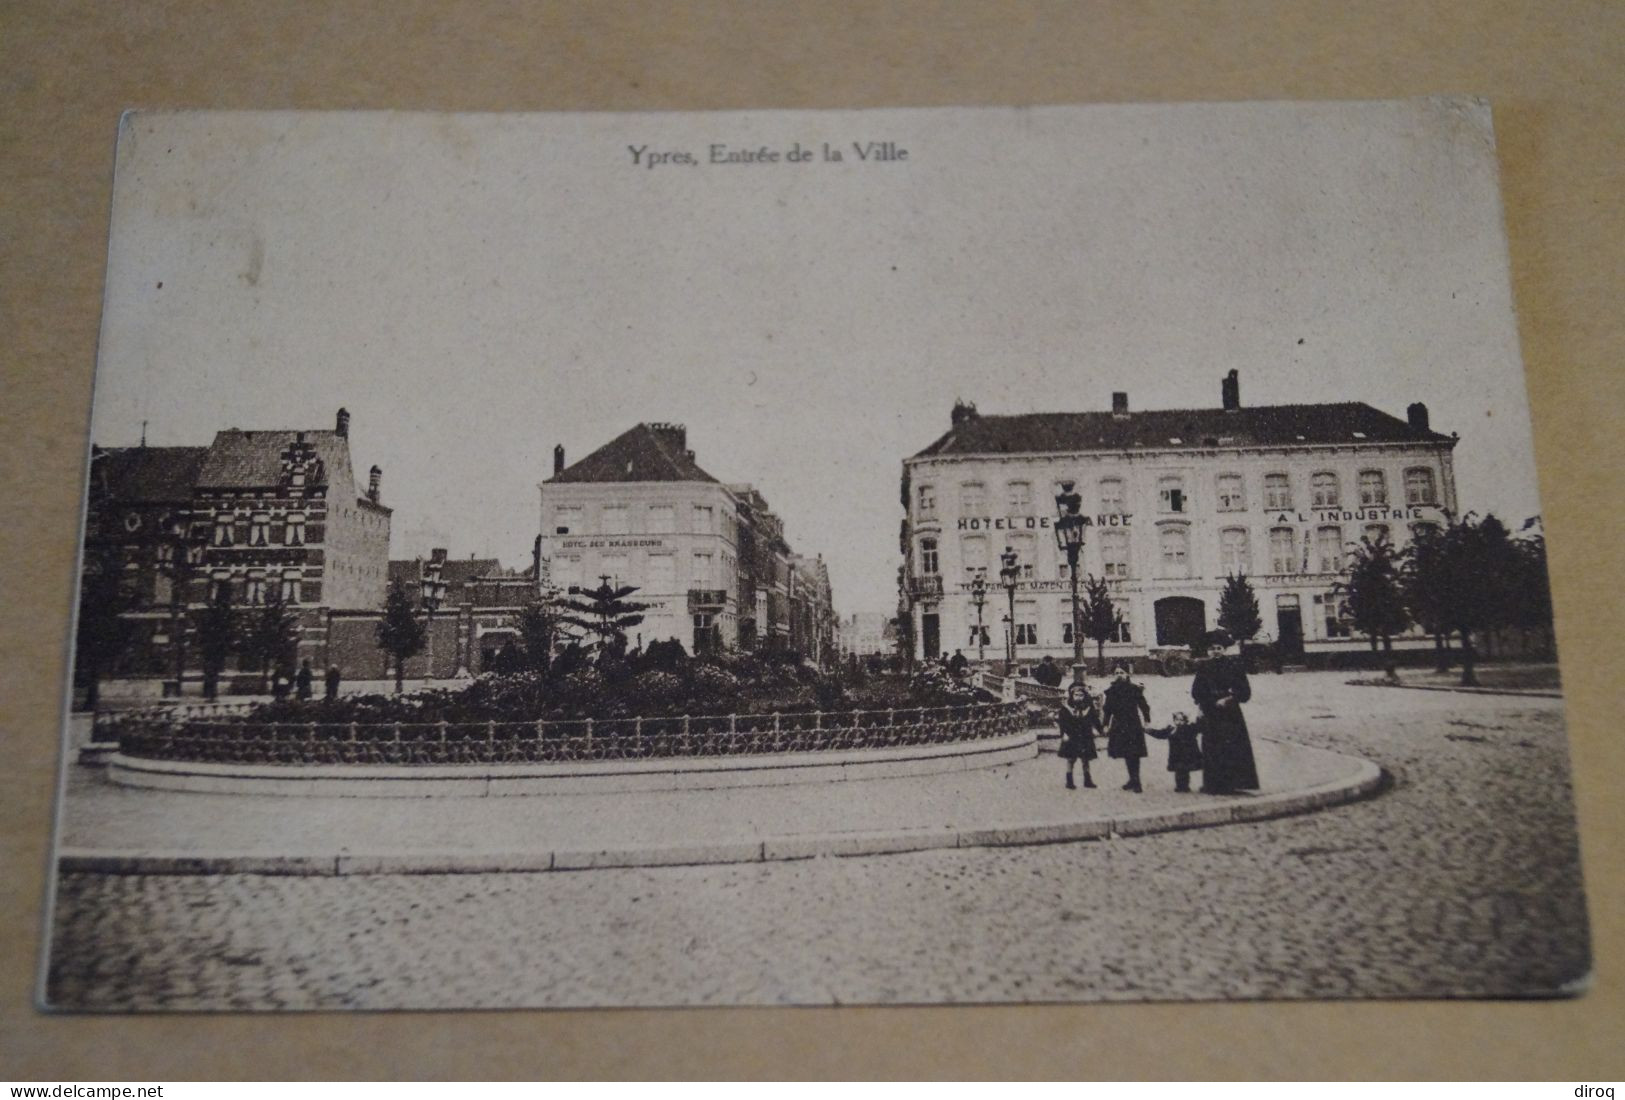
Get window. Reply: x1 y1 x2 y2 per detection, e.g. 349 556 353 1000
280 572 300 604
1220 527 1251 576
601 553 629 583
967 622 991 647
1270 527 1298 574
1010 533 1036 579
647 505 676 533
553 506 582 535
245 573 266 605
919 538 939 575
1100 530 1130 579
554 556 583 590
647 554 676 590
1265 473 1292 511
1364 523 1391 546
1158 526 1191 578
212 515 234 547
284 512 306 546
959 482 986 516
1216 474 1246 512
690 552 712 586
1061 605 1075 646
1405 467 1437 506
1099 477 1125 514
1316 593 1352 639
1109 602 1133 644
1359 470 1388 506
1316 525 1345 574
247 513 269 547
692 504 715 534
961 534 988 573
1006 480 1032 514
1157 475 1186 514
1410 521 1440 542
1014 601 1038 647
917 484 936 520
1312 472 1340 509
210 572 232 604
601 505 629 535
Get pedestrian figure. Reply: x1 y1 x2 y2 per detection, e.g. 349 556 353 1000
296 658 313 701
324 664 341 702
1102 664 1151 793
1057 681 1101 789
948 649 968 679
1147 710 1204 793
1191 631 1260 793
1032 655 1064 688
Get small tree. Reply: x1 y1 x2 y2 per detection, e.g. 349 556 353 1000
193 594 237 701
1402 522 1452 672
375 578 426 693
73 542 138 710
1217 573 1263 647
241 588 299 693
1403 512 1516 686
556 576 650 664
1337 534 1410 678
1077 573 1122 675
1507 528 1555 657
515 598 559 673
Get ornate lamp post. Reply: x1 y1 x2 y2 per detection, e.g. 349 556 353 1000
1054 480 1088 683
998 545 1020 672
968 567 988 664
419 560 447 679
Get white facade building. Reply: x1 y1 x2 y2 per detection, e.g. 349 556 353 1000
900 371 1459 664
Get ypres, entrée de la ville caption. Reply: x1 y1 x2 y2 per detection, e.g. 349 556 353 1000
627 141 909 169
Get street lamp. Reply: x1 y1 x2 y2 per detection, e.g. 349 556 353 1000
998 544 1020 673
968 567 988 664
1054 479 1088 682
158 513 207 698
419 561 447 679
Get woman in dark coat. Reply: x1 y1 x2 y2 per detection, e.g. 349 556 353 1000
1190 638 1260 793
1102 665 1151 793
1057 682 1101 790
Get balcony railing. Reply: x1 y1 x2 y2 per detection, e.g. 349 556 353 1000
908 575 944 599
687 588 729 610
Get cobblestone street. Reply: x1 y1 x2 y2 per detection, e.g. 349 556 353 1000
44 676 1590 1009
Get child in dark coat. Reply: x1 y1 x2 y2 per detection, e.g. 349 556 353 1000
1057 683 1102 790
1147 710 1204 793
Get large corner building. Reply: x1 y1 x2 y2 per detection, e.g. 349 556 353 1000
899 371 1459 664
539 423 835 659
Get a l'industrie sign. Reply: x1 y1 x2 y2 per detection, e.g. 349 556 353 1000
955 513 1132 531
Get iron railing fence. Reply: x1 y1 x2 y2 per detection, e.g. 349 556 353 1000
110 701 1027 766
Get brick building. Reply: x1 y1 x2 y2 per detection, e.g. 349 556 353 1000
899 372 1459 664
81 408 391 690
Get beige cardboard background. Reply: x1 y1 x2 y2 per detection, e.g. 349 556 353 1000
1 1 1620 1080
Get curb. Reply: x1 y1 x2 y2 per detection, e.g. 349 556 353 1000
56 745 1385 876
1345 680 1562 699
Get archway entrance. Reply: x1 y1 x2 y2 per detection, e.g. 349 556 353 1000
1154 596 1207 647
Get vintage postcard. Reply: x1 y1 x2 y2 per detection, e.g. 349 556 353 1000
42 100 1589 1010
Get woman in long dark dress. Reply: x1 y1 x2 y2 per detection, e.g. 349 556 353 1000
1057 682 1101 790
1102 665 1152 793
1190 639 1260 793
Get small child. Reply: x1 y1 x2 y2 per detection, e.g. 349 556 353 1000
1147 710 1204 793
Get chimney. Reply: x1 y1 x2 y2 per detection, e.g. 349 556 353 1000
1221 369 1241 411
335 407 350 437
1407 402 1430 431
951 399 979 427
647 422 687 454
553 444 565 476
1111 391 1129 416
367 465 381 503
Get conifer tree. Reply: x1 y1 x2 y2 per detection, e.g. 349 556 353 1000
556 576 651 663
1217 573 1263 647
375 578 426 693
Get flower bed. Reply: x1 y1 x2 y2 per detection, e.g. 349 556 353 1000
113 701 1025 766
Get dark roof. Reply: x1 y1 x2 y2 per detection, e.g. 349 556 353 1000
196 428 364 500
92 446 209 503
910 403 1452 459
547 423 718 484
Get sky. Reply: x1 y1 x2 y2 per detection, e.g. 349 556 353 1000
88 101 1540 616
